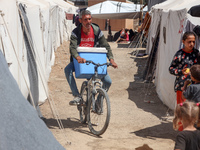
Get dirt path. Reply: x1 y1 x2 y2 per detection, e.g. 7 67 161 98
40 41 177 150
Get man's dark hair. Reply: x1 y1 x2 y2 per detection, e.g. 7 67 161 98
79 10 91 19
190 64 200 81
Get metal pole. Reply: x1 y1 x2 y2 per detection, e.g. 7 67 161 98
139 0 143 47
140 0 143 24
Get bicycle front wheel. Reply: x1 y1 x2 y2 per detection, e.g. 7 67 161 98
87 88 110 135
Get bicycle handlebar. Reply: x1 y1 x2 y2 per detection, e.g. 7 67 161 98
86 60 112 67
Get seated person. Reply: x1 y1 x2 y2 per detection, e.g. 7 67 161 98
115 28 129 43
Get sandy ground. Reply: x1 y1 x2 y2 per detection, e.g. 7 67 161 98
40 39 177 150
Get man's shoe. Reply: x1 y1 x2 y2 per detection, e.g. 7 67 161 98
69 96 81 105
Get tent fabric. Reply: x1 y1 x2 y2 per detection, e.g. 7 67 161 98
155 9 187 110
0 1 78 148
146 0 200 110
0 0 77 103
0 50 65 150
152 0 200 10
19 3 43 117
0 0 30 102
19 0 49 102
87 1 147 19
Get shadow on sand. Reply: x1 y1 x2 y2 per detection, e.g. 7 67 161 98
127 50 177 141
45 117 102 138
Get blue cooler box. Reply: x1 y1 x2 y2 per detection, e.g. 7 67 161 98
73 47 108 79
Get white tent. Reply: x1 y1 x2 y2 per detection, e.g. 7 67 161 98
87 1 147 19
146 0 200 109
0 0 77 106
0 1 77 147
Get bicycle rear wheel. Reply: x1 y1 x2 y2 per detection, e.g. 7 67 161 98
77 81 88 124
87 88 110 135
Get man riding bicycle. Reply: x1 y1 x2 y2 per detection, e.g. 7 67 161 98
64 10 118 106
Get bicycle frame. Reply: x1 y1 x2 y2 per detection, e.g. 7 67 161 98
78 60 112 135
85 63 105 112
85 60 111 95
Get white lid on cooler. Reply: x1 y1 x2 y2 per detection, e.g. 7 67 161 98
77 47 107 53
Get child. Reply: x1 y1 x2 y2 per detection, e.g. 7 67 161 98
173 101 200 150
182 64 200 103
169 31 199 104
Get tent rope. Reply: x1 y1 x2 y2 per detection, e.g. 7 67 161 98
16 4 70 145
128 16 151 51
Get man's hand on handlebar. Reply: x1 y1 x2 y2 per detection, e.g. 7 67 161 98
76 56 86 63
110 59 118 69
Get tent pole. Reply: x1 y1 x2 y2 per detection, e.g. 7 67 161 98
139 0 143 47
140 0 143 23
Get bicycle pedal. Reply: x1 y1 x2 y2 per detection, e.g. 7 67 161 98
80 103 86 106
91 109 103 115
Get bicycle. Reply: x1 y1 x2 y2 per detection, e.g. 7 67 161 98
77 60 112 135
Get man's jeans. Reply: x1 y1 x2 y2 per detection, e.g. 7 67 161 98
64 62 112 96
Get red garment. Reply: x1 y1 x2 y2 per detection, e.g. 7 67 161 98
125 33 129 41
178 121 183 131
176 90 185 131
79 26 94 47
176 90 186 104
120 32 129 41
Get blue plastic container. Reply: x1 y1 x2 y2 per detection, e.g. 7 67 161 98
73 47 108 79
